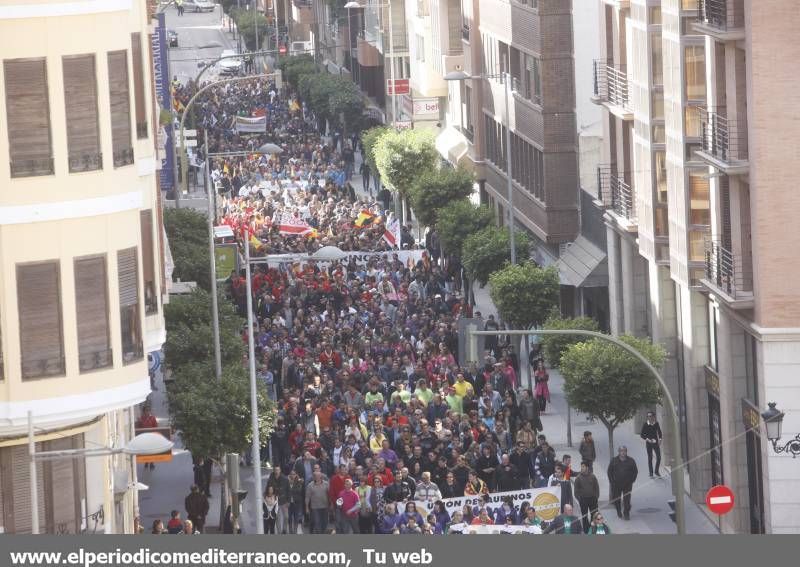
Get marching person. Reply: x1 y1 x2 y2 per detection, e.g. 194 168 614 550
573 461 600 533
607 446 638 520
184 485 209 534
641 411 663 478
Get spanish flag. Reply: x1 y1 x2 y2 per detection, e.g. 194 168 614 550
354 210 375 228
173 97 185 113
307 228 319 240
250 234 264 250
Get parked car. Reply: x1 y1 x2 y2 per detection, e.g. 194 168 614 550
218 49 242 75
185 0 216 12
167 29 178 47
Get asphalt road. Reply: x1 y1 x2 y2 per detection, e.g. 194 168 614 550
164 3 235 85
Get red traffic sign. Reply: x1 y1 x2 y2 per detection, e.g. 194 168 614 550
706 485 735 515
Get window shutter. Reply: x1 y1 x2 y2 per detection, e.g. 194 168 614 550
140 210 158 314
63 55 102 172
17 262 65 380
75 256 112 371
45 437 80 534
11 444 46 534
117 248 138 307
3 58 53 177
107 50 133 167
131 33 148 139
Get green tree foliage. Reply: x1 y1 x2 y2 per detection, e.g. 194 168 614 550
489 263 560 330
374 129 438 197
233 9 269 51
277 54 316 87
409 167 474 228
327 77 364 135
163 288 245 373
361 126 389 173
168 362 276 460
436 200 494 259
164 208 210 291
540 316 601 368
462 226 530 287
560 335 666 457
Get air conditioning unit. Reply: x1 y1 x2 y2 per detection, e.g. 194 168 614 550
442 54 464 74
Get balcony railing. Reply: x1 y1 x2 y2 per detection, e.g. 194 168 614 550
79 349 113 373
697 0 744 32
592 60 630 111
704 240 753 300
698 107 748 165
597 165 636 222
113 147 134 168
68 152 103 173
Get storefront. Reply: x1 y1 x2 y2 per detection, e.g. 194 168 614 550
705 366 723 486
741 399 766 534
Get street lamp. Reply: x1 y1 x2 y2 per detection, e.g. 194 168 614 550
205 142 285 381
345 1 398 128
762 402 800 457
444 70 517 265
28 411 174 534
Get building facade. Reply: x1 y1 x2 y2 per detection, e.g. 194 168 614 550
596 0 800 533
0 0 166 533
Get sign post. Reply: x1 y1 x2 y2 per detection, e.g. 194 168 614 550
706 484 735 531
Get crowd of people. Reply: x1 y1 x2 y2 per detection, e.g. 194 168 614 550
159 74 632 536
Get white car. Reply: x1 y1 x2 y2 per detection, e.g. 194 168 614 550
185 0 216 12
218 49 243 75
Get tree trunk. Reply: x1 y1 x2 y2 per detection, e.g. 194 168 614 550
606 424 615 466
218 460 228 532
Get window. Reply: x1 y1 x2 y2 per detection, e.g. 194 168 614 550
650 6 662 25
688 230 707 262
416 34 425 62
743 332 759 405
685 105 702 137
684 45 706 100
652 90 664 120
689 171 711 225
141 210 158 315
682 0 699 9
107 51 133 167
75 256 112 372
522 53 541 104
461 83 473 139
654 206 669 237
652 124 666 144
655 151 668 203
17 262 65 379
4 58 53 177
651 33 663 86
62 55 102 173
118 248 143 363
131 33 148 139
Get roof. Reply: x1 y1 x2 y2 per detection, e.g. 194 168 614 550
556 236 608 288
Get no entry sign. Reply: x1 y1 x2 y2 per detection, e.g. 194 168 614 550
706 485 735 515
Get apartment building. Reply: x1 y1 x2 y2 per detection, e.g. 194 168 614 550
0 0 167 533
596 0 800 533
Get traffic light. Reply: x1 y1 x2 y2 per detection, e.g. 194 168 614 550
667 499 676 523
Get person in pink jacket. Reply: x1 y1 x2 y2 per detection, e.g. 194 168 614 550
336 478 361 534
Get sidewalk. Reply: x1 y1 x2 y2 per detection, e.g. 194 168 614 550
471 284 718 534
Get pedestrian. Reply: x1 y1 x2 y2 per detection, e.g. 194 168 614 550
182 520 199 535
262 485 279 534
287 470 305 534
641 411 663 477
151 519 165 534
533 359 550 413
166 510 183 534
176 0 184 16
607 446 638 520
573 461 600 533
483 315 500 356
266 464 291 533
184 485 209 533
359 161 371 195
578 431 596 472
305 471 330 534
544 503 582 535
518 389 543 435
336 478 361 534
136 407 158 470
356 473 374 534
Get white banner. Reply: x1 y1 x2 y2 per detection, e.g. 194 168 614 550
259 249 425 268
235 115 267 133
416 486 561 523
447 523 543 535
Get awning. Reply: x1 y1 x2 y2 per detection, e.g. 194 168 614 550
556 236 608 288
435 126 469 166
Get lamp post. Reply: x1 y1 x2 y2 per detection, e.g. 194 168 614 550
205 143 285 380
444 71 516 265
466 328 686 534
28 411 174 534
762 403 800 457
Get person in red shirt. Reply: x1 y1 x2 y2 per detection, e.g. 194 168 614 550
318 344 342 369
471 508 494 525
328 464 351 509
315 398 335 431
336 478 360 533
136 407 158 470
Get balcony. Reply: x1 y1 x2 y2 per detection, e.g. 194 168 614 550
68 152 103 173
113 147 134 168
591 60 632 120
292 0 314 26
694 0 745 41
702 240 754 308
697 107 749 174
597 165 637 230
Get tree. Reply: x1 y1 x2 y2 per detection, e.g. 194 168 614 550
373 128 438 198
540 316 600 368
168 362 277 461
436 200 494 259
163 288 245 373
164 208 210 291
328 76 364 137
278 54 316 87
462 226 530 287
233 9 269 51
361 126 389 173
409 167 474 228
489 263 560 330
560 335 666 457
